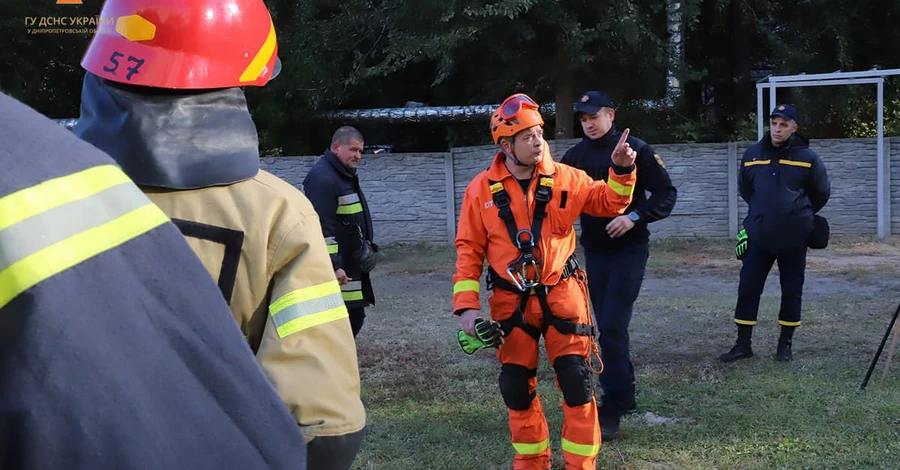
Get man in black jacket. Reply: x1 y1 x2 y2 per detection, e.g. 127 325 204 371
720 104 830 363
304 126 377 337
560 91 677 439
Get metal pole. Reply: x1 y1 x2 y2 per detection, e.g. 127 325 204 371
756 83 764 141
862 301 900 389
768 84 777 129
877 78 886 240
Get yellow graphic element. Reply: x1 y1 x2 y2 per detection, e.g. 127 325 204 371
57 0 83 4
116 14 156 41
239 22 277 82
778 105 785 111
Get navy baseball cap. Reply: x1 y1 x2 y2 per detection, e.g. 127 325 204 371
575 91 615 115
770 104 799 123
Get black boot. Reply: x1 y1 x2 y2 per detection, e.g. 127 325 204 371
776 326 795 361
599 404 620 440
719 325 754 363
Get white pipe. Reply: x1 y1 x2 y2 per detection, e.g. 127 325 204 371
877 78 886 239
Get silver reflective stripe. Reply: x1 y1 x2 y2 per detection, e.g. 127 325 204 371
324 236 337 244
337 193 360 205
0 182 148 272
341 280 362 292
271 292 346 330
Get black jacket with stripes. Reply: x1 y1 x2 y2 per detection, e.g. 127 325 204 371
303 150 376 308
740 132 831 254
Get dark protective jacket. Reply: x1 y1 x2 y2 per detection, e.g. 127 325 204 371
560 126 677 250
73 73 365 470
740 132 830 254
303 150 377 309
0 91 308 470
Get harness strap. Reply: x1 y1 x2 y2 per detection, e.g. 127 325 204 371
487 257 596 339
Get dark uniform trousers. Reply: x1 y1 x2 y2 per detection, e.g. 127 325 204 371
348 307 366 337
735 241 806 326
583 243 649 410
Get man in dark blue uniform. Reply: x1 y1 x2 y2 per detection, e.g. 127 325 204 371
560 91 677 439
0 91 308 469
720 104 830 363
303 126 378 337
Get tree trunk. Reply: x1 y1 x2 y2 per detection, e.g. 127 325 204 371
554 36 574 140
666 0 684 104
727 0 752 135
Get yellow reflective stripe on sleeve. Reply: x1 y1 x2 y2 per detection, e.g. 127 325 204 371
779 160 812 168
607 178 635 197
269 280 349 338
342 291 364 301
512 438 550 455
239 22 277 83
336 203 363 215
744 160 771 167
324 236 339 254
341 280 364 302
561 438 600 457
453 280 480 295
779 320 802 327
0 165 168 310
734 319 758 326
0 164 131 231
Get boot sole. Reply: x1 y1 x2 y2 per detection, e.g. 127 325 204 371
719 353 754 363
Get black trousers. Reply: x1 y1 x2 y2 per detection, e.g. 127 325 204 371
734 242 807 327
584 243 649 411
348 307 366 337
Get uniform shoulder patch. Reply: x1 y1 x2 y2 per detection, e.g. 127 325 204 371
654 153 666 169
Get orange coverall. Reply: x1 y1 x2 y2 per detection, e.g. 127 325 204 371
453 148 636 470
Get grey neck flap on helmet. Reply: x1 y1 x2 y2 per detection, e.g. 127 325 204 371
74 72 260 189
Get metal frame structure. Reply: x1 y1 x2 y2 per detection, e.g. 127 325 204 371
757 68 900 239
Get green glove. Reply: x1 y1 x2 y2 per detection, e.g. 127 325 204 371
457 318 503 354
735 228 748 260
458 330 487 355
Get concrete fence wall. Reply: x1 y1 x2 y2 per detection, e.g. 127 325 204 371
262 137 898 244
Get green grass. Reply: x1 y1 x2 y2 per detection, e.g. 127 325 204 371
352 240 900 469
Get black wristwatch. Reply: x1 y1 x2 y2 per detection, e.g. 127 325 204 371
628 211 641 223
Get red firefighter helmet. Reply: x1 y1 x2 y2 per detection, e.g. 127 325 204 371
81 0 280 89
489 93 545 144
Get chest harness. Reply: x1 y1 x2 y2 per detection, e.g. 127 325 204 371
486 175 597 341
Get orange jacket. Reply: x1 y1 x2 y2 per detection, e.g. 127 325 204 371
452 148 637 314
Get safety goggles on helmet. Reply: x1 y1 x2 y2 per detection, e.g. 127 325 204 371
490 93 544 144
499 94 539 120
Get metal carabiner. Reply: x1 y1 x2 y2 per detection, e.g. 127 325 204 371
507 259 541 292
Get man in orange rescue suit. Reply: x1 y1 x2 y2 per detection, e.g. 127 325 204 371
72 1 365 468
453 93 637 470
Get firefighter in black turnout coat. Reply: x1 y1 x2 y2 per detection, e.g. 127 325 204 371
304 126 377 337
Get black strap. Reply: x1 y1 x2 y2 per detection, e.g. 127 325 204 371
535 287 597 338
488 175 553 253
486 260 595 339
497 294 542 341
488 180 520 251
